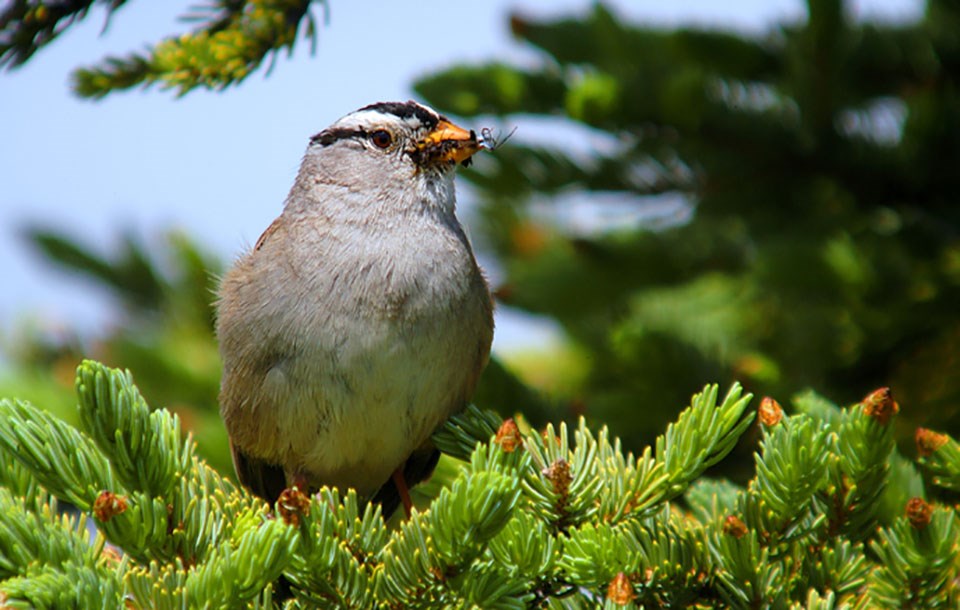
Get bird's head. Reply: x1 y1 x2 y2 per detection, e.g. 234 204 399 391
286 100 483 222
307 100 481 181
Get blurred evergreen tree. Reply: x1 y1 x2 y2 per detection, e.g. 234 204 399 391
413 0 960 448
0 229 231 475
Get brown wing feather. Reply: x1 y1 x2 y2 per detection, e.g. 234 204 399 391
254 216 284 251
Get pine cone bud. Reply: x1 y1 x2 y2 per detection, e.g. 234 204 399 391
495 418 522 453
862 387 899 425
758 397 783 427
509 13 529 38
510 221 548 257
541 429 562 446
607 572 636 606
100 546 123 566
722 515 748 538
277 487 311 527
905 497 933 530
915 427 948 457
93 491 128 522
542 458 573 498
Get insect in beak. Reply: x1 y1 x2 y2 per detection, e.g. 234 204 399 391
418 120 482 166
478 126 518 151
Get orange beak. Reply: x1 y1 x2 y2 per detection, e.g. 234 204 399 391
418 119 482 165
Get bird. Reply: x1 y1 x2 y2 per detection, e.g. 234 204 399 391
216 100 493 518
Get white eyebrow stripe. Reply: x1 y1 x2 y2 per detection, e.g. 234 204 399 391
334 110 426 131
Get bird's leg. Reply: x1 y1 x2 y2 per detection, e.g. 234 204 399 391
392 468 413 519
291 472 309 493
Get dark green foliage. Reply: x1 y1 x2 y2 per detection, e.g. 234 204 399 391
868 503 958 608
751 414 828 534
0 227 545 485
0 1 129 68
917 427 960 492
1 361 958 607
413 0 960 450
1 1 327 97
27 228 165 313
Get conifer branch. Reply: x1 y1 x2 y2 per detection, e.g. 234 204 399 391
71 0 324 97
0 398 121 511
916 427 960 491
76 363 192 498
1 361 958 607
657 383 755 499
0 0 128 68
867 499 959 608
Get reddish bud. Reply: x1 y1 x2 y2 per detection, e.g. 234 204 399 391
862 387 899 425
905 497 933 529
494 418 522 453
541 430 562 447
510 221 548 257
542 458 573 498
569 398 587 419
758 397 783 427
93 491 128 522
277 487 311 527
492 283 515 302
915 428 948 457
509 13 529 37
100 546 123 566
607 572 636 606
722 515 748 538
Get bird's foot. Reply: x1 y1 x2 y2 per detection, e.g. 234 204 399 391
392 468 413 519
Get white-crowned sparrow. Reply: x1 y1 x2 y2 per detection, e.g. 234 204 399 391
216 101 493 517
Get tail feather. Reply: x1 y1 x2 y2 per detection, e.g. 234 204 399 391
231 441 441 520
371 446 441 518
231 442 288 503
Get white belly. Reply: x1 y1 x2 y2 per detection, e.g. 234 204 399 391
262 262 489 495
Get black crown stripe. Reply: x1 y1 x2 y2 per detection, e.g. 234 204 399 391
309 102 448 147
357 101 445 129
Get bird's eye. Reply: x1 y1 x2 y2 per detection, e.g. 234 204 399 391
370 130 393 149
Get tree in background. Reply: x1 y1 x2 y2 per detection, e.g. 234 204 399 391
415 0 960 447
0 229 232 473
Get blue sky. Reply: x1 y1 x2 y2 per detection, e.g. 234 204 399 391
0 0 920 356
